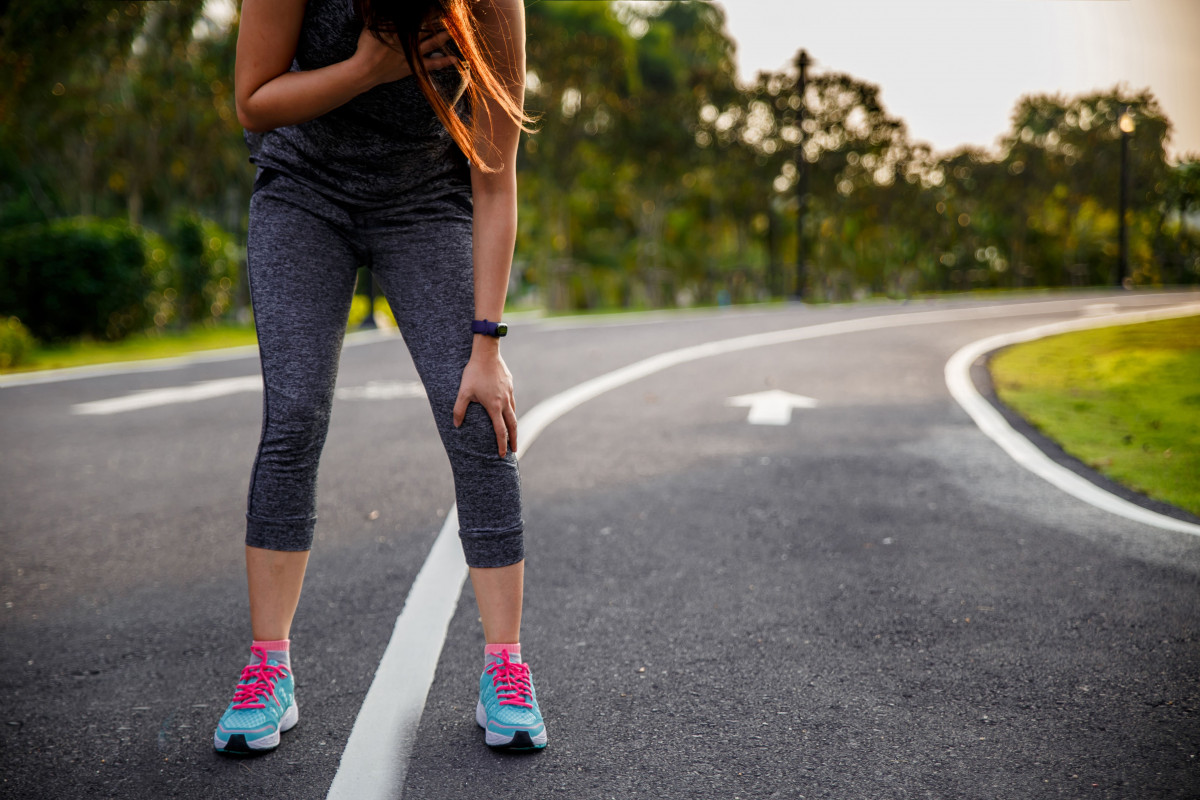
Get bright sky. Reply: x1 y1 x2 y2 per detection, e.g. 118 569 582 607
716 0 1200 162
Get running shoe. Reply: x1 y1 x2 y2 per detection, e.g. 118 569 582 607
213 645 298 754
475 649 547 749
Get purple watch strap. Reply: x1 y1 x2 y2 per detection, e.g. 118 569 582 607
471 319 500 336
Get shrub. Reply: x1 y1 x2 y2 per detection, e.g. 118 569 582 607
346 294 398 330
0 316 37 369
0 217 167 341
167 212 241 328
0 150 57 229
141 229 175 331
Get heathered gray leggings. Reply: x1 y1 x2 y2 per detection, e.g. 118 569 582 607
244 168 523 568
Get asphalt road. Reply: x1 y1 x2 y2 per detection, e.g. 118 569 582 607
2 290 1198 800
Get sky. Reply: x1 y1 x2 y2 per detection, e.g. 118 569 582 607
715 0 1200 162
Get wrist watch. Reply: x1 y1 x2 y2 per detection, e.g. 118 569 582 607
471 319 508 337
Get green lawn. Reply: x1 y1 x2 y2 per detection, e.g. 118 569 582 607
3 325 259 374
989 315 1200 517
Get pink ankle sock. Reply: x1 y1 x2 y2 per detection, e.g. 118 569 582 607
485 643 521 664
253 639 291 668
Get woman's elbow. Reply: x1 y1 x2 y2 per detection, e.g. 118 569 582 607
235 99 271 134
470 165 518 199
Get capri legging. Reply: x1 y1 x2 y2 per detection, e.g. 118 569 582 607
244 168 523 568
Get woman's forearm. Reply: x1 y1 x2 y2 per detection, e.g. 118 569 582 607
470 182 518 348
236 16 458 134
237 57 374 133
467 0 525 345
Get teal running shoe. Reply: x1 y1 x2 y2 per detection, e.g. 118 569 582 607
475 649 547 750
213 646 297 754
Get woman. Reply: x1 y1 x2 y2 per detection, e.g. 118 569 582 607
213 0 545 753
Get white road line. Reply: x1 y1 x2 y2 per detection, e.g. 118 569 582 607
334 380 426 401
70 376 263 415
327 293 1200 800
945 303 1200 537
69 378 427 415
325 507 469 800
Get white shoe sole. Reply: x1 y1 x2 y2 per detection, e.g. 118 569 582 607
214 701 299 752
475 700 548 748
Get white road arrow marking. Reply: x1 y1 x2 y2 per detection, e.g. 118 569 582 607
725 389 818 425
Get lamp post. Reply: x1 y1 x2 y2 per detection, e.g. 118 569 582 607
359 270 378 329
793 48 810 300
1117 107 1135 288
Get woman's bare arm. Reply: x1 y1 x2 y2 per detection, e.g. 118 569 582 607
235 0 458 133
452 0 526 457
468 0 525 324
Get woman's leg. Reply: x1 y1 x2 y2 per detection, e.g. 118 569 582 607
368 205 525 629
243 174 361 605
369 205 525 638
215 175 361 755
370 199 544 749
470 560 523 644
246 547 311 641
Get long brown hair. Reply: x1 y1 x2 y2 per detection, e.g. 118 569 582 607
355 0 534 172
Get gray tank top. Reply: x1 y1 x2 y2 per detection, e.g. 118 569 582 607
245 0 472 209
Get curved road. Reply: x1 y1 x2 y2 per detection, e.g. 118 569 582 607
1 290 1198 799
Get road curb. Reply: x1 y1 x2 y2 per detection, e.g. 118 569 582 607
945 304 1200 536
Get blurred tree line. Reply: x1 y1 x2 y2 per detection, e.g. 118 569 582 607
2 0 1198 348
520 2 1199 306
0 0 243 347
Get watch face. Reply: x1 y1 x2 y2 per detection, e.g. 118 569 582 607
496 322 508 337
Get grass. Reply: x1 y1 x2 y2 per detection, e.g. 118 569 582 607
3 324 260 374
989 315 1200 517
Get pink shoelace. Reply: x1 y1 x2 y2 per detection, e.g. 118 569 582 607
231 645 291 710
484 650 533 709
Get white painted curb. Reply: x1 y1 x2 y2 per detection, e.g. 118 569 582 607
944 303 1200 537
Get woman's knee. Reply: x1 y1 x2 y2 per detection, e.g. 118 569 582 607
441 399 512 458
260 387 336 458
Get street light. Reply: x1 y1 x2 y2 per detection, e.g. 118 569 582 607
793 48 811 300
1117 107 1135 288
359 269 378 329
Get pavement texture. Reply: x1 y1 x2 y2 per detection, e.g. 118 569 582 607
1 290 1198 799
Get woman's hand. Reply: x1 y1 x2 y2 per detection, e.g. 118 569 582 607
453 344 518 458
352 27 459 90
